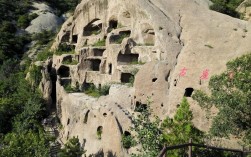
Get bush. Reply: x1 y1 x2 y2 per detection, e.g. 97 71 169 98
32 30 55 45
210 0 244 18
84 84 110 98
36 50 53 61
17 14 30 28
122 134 136 149
58 43 75 52
92 39 106 47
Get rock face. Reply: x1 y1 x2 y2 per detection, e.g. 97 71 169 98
41 0 251 156
26 2 63 33
237 0 251 21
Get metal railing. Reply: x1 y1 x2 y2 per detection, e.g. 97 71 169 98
158 139 251 157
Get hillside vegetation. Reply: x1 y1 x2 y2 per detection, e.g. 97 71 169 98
0 0 81 156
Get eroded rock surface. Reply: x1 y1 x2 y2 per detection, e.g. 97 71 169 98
40 0 251 156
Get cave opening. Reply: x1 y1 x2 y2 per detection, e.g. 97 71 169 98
93 48 105 56
57 65 70 77
72 34 78 43
83 19 102 36
109 19 118 30
184 87 194 97
117 53 139 65
108 63 112 75
88 59 101 71
121 73 133 83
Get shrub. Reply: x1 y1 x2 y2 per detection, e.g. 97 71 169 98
63 83 79 93
62 59 78 65
209 0 244 18
84 84 110 98
54 50 75 55
122 134 136 149
58 43 75 52
36 50 53 61
92 39 106 47
114 34 130 44
17 14 30 28
32 30 55 45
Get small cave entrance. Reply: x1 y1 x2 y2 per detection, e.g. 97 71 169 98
117 53 139 65
57 65 70 77
72 34 78 43
83 19 102 36
109 30 131 44
97 126 103 139
108 19 118 32
152 78 158 82
93 48 105 56
121 73 133 83
61 31 70 42
124 131 131 136
135 101 147 112
108 63 112 75
84 110 90 124
62 55 73 63
87 59 101 71
184 88 194 97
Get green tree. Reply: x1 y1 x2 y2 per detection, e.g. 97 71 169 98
161 97 203 156
0 131 50 157
58 136 85 157
192 53 251 145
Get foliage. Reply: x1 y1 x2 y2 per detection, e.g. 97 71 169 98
131 98 163 157
58 136 85 157
161 97 204 156
32 30 55 45
97 129 102 140
29 64 42 87
131 59 145 65
0 131 50 157
114 34 130 44
36 49 54 61
0 61 50 155
92 39 106 47
84 84 110 98
122 134 136 149
131 97 204 157
192 53 251 145
210 0 244 18
58 43 75 52
17 13 38 29
44 0 81 15
62 59 78 65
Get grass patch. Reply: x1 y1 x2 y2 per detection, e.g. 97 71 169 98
131 59 145 65
62 59 78 65
92 39 106 47
114 34 130 44
84 84 110 98
91 30 101 35
63 83 79 93
36 50 53 61
117 23 124 28
54 50 75 55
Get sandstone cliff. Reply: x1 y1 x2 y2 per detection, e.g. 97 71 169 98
41 0 251 156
